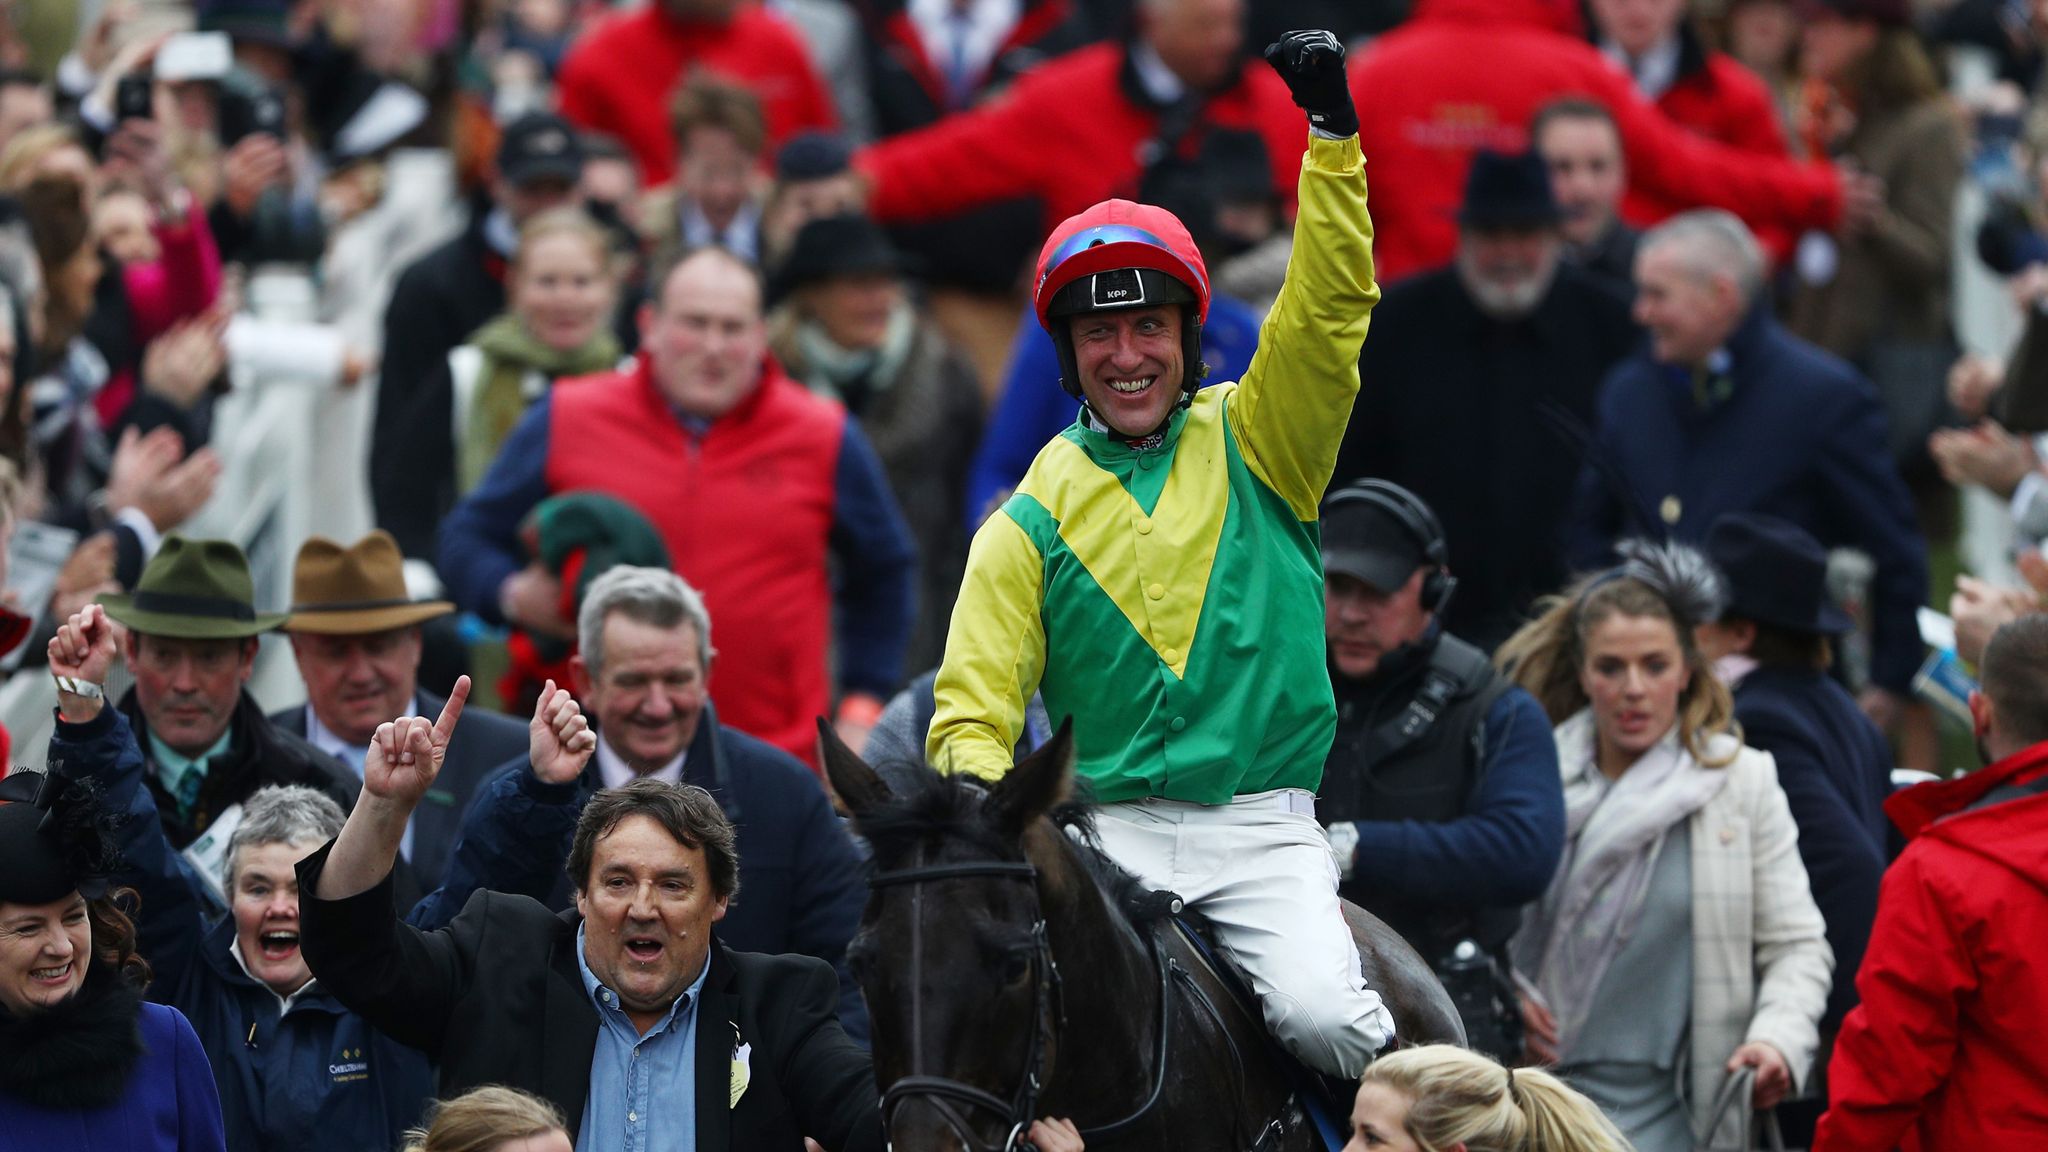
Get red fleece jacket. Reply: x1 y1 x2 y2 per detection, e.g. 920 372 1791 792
1349 0 1840 282
556 4 836 185
1814 744 2048 1152
857 41 1306 231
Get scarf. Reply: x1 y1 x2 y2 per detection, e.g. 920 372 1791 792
0 960 145 1111
1514 710 1731 1056
790 304 916 416
457 313 621 494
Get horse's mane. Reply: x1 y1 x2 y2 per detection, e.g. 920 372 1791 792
861 760 1179 928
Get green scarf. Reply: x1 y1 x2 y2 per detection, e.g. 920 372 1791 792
457 314 621 493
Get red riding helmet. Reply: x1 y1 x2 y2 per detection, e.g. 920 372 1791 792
1033 199 1212 404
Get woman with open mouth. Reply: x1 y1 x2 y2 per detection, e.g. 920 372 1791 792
40 602 433 1152
0 745 225 1150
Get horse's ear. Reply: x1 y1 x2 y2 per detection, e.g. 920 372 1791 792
817 717 894 818
988 718 1074 839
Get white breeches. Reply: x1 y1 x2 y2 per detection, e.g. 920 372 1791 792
1089 788 1394 1077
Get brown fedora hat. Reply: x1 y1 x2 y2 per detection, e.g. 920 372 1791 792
284 531 454 634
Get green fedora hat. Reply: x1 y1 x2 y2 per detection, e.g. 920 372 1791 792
100 537 289 639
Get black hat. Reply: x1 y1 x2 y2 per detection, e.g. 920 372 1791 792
770 214 906 303
1704 513 1853 635
1322 496 1431 594
0 772 121 906
775 130 852 181
497 113 585 188
1457 149 1562 231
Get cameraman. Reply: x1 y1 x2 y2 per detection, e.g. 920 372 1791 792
1316 480 1565 1060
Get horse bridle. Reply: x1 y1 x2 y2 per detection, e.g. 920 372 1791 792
868 855 1179 1152
869 859 1061 1152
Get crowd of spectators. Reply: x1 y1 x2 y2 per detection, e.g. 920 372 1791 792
0 0 2046 1149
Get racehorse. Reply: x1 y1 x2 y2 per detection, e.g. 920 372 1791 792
820 722 1466 1152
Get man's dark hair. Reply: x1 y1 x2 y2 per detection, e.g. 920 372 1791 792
1530 96 1618 146
568 779 740 901
1981 615 2048 748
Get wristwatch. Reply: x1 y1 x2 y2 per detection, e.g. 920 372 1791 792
53 675 105 700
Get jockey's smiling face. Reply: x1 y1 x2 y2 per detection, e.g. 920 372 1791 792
1071 305 1185 437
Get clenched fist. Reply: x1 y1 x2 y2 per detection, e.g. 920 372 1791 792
1263 30 1356 139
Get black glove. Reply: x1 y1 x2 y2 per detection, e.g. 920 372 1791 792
1263 29 1357 139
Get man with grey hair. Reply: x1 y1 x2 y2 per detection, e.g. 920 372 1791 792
410 565 871 1040
1570 208 1928 719
43 603 432 1152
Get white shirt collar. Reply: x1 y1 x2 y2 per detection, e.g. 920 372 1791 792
595 733 686 790
1129 42 1186 105
303 703 382 775
229 935 319 1015
1600 35 1681 101
679 199 760 264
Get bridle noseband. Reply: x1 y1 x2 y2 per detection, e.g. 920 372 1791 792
869 859 1060 1152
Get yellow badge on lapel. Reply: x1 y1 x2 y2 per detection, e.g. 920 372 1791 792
730 1026 752 1109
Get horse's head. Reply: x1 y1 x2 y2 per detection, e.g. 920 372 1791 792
822 721 1078 1152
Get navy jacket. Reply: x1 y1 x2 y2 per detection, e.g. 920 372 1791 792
48 707 434 1152
269 690 530 892
1569 306 1929 692
408 703 871 1043
1732 664 1892 1028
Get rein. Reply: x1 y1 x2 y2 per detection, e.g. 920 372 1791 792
869 857 1175 1151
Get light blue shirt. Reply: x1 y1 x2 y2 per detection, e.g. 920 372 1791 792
148 728 234 817
576 923 706 1152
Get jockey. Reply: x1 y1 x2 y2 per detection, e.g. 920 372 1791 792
928 30 1391 1077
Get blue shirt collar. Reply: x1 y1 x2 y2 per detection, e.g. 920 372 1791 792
575 922 711 1036
149 727 234 805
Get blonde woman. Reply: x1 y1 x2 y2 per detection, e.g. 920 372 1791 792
1499 542 1831 1152
1350 1044 1632 1152
401 1086 569 1152
371 207 621 556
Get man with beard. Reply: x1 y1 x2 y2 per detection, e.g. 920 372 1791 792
1333 150 1638 653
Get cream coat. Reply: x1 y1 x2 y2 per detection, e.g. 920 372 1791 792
1551 721 1834 1147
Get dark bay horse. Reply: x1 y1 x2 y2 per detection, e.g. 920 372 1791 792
821 723 1465 1152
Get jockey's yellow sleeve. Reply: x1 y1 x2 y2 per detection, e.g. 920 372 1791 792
929 133 1378 802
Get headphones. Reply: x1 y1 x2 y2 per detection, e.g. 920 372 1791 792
1321 479 1458 613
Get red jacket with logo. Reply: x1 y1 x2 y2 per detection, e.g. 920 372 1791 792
1813 743 2048 1152
1348 0 1839 282
857 41 1307 231
556 4 836 185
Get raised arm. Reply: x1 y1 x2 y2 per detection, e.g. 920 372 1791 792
46 605 210 993
1226 32 1379 520
406 682 598 930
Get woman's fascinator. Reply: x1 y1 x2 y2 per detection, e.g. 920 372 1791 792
0 771 125 905
1579 538 1728 630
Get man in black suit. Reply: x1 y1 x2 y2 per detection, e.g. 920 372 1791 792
272 531 529 891
1332 150 1638 653
406 565 870 1042
299 679 883 1152
1696 513 1892 1031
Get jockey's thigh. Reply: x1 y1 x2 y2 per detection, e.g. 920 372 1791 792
1091 789 1393 1077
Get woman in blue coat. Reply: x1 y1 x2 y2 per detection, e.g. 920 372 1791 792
0 766 225 1151
42 602 433 1152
